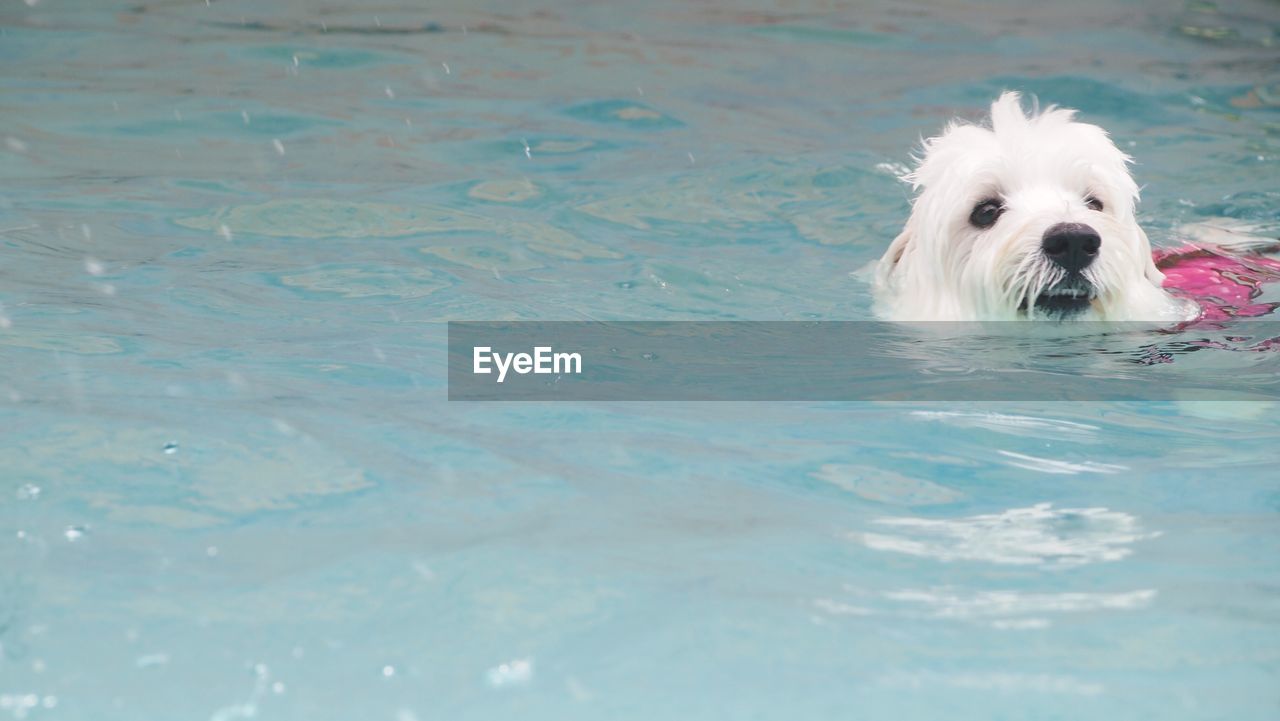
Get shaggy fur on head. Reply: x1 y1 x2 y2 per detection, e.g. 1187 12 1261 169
874 92 1199 322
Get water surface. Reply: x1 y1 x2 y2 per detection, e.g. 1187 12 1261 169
2 0 1279 719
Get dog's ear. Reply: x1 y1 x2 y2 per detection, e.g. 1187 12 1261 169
1135 226 1165 285
875 217 914 287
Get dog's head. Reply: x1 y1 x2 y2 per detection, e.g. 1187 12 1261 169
874 92 1196 322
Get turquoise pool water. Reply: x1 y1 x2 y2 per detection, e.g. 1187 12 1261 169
2 0 1279 718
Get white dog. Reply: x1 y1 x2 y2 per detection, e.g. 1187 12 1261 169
874 92 1200 322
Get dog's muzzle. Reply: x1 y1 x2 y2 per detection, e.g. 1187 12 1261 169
1030 223 1101 316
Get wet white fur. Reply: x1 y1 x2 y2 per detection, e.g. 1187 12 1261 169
874 92 1198 322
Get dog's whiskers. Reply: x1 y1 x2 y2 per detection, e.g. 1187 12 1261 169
1006 255 1065 315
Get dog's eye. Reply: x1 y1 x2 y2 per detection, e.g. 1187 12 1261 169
969 199 1004 229
1085 195 1104 212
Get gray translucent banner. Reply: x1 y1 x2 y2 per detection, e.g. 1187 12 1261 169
447 321 1280 401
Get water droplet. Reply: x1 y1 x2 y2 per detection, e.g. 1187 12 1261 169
382 665 396 677
486 657 533 688
272 139 285 156
163 442 178 454
64 525 88 542
5 137 28 153
384 85 395 99
16 483 40 500
84 257 105 276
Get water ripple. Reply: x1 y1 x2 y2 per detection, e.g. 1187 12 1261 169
856 503 1158 568
884 587 1156 619
996 450 1128 475
909 410 1100 442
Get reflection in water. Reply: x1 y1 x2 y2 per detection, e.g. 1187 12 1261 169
995 450 1127 475
877 322 1280 398
814 586 1154 630
856 503 1158 568
882 587 1155 619
908 410 1101 442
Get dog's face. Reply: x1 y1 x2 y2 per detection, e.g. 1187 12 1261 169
875 92 1197 322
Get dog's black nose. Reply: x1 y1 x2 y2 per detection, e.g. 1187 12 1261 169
1041 223 1101 273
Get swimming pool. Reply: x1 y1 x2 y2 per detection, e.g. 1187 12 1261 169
2 0 1278 718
